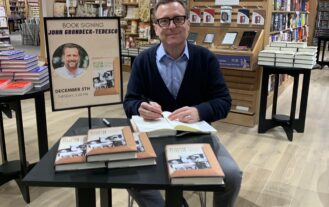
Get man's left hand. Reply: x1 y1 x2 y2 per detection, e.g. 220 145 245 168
168 106 200 123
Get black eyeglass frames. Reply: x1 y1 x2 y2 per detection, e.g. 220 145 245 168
156 16 187 27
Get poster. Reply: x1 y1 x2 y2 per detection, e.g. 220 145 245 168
44 17 123 111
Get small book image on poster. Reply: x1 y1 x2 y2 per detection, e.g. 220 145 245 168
92 57 120 96
221 32 238 45
238 31 257 49
203 33 215 44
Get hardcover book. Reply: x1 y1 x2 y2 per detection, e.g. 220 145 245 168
0 55 38 64
203 8 215 24
252 9 265 25
190 8 201 23
86 126 138 162
0 79 11 87
237 9 250 25
130 111 217 138
107 132 157 168
187 32 198 44
54 135 106 172
165 143 225 185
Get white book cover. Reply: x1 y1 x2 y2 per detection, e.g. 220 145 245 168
264 46 281 51
259 50 276 58
281 47 298 52
270 41 287 47
220 6 232 24
294 63 314 69
237 9 250 25
251 9 265 25
190 8 201 23
258 61 275 66
275 51 295 59
258 57 275 62
286 42 307 48
276 62 293 67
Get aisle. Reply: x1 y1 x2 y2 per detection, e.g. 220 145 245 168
9 31 40 56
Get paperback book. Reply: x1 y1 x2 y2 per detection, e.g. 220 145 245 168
165 143 225 185
0 81 33 95
107 132 157 168
130 111 217 138
0 50 24 60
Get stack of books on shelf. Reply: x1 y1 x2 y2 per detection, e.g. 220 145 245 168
258 41 317 69
0 50 49 88
54 126 157 172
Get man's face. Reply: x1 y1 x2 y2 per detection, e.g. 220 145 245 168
153 2 190 49
63 47 80 70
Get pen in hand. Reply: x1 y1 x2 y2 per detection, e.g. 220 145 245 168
140 95 163 117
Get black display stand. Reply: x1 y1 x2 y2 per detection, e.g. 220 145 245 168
0 85 49 203
23 117 225 207
258 66 317 141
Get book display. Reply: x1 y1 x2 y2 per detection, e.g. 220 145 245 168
312 0 329 46
7 0 26 32
165 143 225 185
188 0 267 127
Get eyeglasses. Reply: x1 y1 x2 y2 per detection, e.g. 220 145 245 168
156 16 187 27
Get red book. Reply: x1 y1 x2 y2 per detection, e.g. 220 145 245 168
0 79 11 87
0 81 33 95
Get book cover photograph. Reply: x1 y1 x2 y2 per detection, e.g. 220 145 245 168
86 126 137 162
252 9 265 25
203 8 215 24
165 143 225 185
44 18 123 111
190 8 201 23
237 8 250 25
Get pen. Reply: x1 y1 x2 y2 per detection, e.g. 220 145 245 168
141 95 151 103
102 118 111 127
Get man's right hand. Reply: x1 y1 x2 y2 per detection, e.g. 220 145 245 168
138 101 163 120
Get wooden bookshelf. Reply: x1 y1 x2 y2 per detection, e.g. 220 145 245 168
189 0 266 127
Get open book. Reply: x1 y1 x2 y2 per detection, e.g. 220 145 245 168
131 111 217 138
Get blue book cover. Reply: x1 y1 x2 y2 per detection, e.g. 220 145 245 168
0 50 24 56
14 55 38 60
29 66 48 73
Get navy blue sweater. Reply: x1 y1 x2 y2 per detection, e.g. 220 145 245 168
123 43 231 123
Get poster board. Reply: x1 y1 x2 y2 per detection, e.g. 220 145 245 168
44 17 123 111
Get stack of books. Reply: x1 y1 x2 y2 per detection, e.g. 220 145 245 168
54 126 157 172
0 51 50 88
258 41 317 69
0 81 34 95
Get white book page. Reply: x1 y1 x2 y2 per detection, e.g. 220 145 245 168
162 111 217 133
131 115 173 132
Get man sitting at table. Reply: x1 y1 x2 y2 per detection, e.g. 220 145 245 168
123 0 242 206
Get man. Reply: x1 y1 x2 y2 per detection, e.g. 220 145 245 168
56 43 85 79
123 0 242 206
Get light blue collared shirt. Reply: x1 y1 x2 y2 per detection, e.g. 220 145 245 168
156 42 189 98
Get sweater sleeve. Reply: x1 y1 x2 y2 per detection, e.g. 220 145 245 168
194 49 232 122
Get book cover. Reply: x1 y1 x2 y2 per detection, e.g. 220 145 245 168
190 8 201 23
220 6 232 24
107 132 157 168
54 135 106 172
0 81 33 95
203 8 215 24
237 9 250 25
165 143 224 185
187 32 198 44
252 9 265 25
0 79 11 87
130 111 217 138
86 126 137 162
0 50 24 60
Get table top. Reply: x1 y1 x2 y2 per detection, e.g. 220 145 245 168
23 117 223 191
0 84 50 101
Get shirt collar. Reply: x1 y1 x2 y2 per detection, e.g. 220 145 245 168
157 41 189 62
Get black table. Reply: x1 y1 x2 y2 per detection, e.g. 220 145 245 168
0 85 49 203
23 118 225 207
258 66 315 141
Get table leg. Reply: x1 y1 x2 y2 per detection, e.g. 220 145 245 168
13 100 30 203
100 188 112 207
34 93 49 158
76 188 96 207
258 68 269 133
0 111 7 162
295 70 311 132
165 189 182 207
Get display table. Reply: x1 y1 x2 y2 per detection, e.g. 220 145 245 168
0 85 49 203
258 66 317 141
23 117 225 207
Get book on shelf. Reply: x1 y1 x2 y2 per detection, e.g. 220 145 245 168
258 61 275 66
130 111 217 138
258 50 276 58
298 46 317 53
203 8 215 24
0 81 33 95
165 143 224 185
258 57 275 62
220 6 232 24
238 31 257 49
275 57 294 63
54 135 106 172
237 8 250 25
13 66 48 77
0 50 24 60
187 32 198 44
190 8 201 23
294 59 316 65
86 126 138 162
251 9 265 25
203 33 215 44
0 60 38 69
107 132 157 168
276 62 293 67
294 63 314 69
1 64 40 72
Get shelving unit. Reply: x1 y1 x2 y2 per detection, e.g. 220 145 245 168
27 0 39 18
0 0 10 43
312 0 329 46
188 0 266 127
7 0 26 32
264 0 310 44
